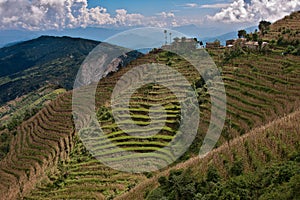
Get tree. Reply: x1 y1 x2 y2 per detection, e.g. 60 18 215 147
259 20 271 35
246 34 251 41
252 32 258 41
152 169 197 200
167 170 196 200
258 39 263 50
230 158 244 176
238 30 247 38
214 39 221 46
206 167 220 182
174 37 180 43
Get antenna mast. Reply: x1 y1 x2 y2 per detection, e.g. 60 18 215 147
164 30 167 45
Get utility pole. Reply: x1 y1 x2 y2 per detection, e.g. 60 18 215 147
169 32 172 44
164 30 167 45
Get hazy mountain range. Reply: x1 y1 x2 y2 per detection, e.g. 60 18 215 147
0 25 257 48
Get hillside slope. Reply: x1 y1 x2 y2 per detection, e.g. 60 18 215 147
0 36 100 77
0 84 66 160
0 45 297 199
263 11 300 43
0 36 142 106
120 109 300 200
0 36 100 105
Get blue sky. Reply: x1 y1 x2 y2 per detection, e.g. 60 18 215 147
86 0 232 18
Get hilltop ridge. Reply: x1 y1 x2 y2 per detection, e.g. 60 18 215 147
0 36 99 105
0 36 142 106
263 11 300 43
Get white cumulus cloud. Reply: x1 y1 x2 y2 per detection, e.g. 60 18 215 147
201 3 231 9
0 0 144 30
208 0 300 23
184 3 199 8
157 12 175 18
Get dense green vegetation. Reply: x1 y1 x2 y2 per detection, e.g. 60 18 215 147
0 131 11 160
147 160 300 200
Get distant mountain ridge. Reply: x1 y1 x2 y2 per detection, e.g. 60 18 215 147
0 25 257 48
0 36 100 77
0 36 142 105
0 27 122 48
0 36 99 105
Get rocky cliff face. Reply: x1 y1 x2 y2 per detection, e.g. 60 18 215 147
74 43 142 88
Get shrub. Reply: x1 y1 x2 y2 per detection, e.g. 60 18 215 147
285 45 296 54
147 169 197 200
230 158 244 176
206 167 220 183
277 36 284 46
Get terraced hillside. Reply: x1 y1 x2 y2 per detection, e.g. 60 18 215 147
0 84 66 160
23 51 201 199
0 92 74 199
263 11 300 43
0 85 67 129
121 108 300 200
0 44 294 199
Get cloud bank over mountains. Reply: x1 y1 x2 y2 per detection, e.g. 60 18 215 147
208 0 300 23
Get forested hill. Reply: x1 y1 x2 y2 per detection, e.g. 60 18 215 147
0 36 142 105
0 36 100 77
0 36 99 105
